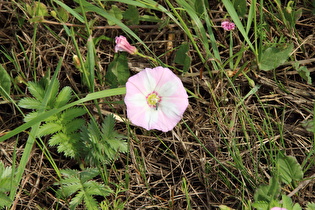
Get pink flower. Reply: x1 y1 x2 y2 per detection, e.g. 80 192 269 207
115 35 138 54
270 208 287 210
221 20 235 31
124 66 189 132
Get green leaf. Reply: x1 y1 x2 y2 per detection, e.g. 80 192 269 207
49 132 82 158
251 201 269 210
0 193 12 208
294 63 312 85
254 176 280 202
56 6 69 22
60 107 87 122
259 43 294 71
0 64 11 100
277 155 303 185
54 86 72 108
108 5 123 26
233 0 247 17
306 202 315 210
0 162 14 208
27 81 45 101
63 118 85 134
282 194 294 209
124 5 140 25
81 115 127 166
38 122 63 136
105 53 130 88
18 98 43 110
56 168 112 210
26 1 49 18
174 42 191 72
292 203 302 210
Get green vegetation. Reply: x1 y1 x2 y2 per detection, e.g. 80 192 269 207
0 0 314 209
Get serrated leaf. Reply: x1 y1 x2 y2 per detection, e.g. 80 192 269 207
105 53 130 87
54 86 72 108
124 5 139 25
18 97 43 109
174 42 191 72
277 155 303 185
69 190 84 209
79 168 99 183
259 43 294 71
101 114 115 138
251 201 269 210
49 133 79 157
108 5 123 26
38 122 63 136
307 202 315 210
64 118 85 134
24 112 39 122
28 81 45 101
0 193 12 208
0 64 11 100
60 107 87 122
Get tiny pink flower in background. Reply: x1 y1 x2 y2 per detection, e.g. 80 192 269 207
221 20 235 31
115 35 138 54
270 207 288 210
124 66 188 132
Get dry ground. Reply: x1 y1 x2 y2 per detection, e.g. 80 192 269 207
0 0 315 209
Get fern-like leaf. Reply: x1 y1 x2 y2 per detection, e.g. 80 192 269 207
56 168 113 210
80 114 128 166
50 132 83 158
0 162 15 208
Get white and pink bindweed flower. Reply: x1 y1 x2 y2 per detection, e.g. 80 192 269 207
115 35 138 54
124 66 188 132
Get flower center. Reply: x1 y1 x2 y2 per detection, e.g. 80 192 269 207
146 91 161 109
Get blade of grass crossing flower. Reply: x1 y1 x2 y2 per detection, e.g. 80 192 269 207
0 87 126 143
222 0 256 56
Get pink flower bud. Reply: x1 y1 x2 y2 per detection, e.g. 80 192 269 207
115 35 138 54
221 20 235 31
